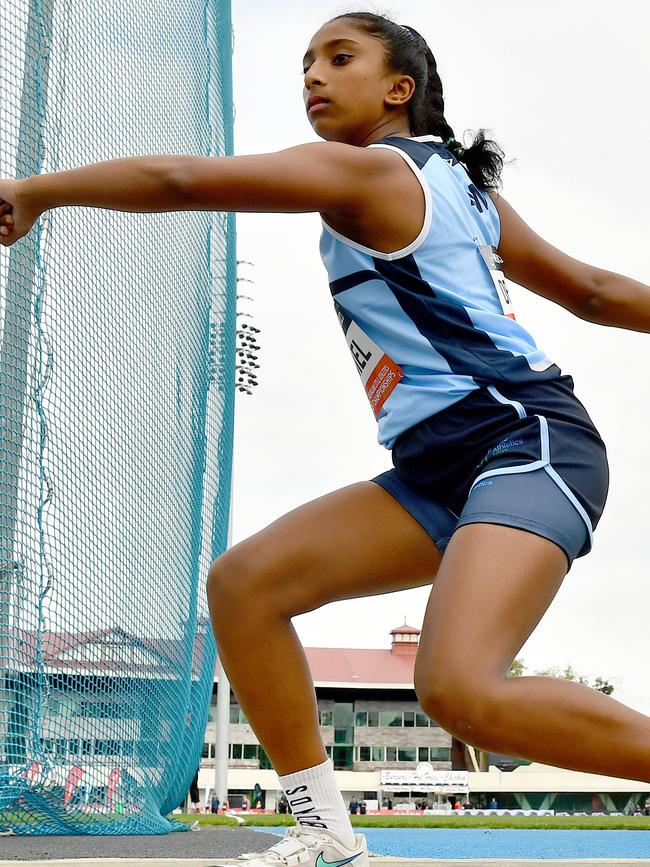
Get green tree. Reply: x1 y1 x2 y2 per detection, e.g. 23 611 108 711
507 658 615 695
508 658 526 677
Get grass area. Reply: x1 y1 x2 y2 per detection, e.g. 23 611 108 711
174 812 650 831
7 809 650 833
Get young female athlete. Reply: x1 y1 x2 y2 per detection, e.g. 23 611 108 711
1 10 649 865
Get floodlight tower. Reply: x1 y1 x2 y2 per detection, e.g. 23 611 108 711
213 262 260 812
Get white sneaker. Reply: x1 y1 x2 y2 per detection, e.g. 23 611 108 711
235 825 369 867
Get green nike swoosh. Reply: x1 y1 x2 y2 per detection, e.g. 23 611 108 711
315 852 360 867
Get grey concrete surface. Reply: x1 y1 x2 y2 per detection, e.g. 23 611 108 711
0 826 276 861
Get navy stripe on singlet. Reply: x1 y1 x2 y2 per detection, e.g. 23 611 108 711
371 255 562 386
329 269 379 296
379 136 460 170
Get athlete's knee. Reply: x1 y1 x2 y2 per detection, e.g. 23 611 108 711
415 665 504 746
206 546 267 613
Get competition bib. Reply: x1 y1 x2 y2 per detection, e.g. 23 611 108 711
479 244 515 319
334 301 403 417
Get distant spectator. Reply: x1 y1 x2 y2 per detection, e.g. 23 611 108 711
210 794 220 814
278 793 289 814
386 798 393 811
189 768 203 813
242 795 250 811
453 800 462 811
634 804 642 815
359 800 367 815
349 798 358 815
489 797 498 810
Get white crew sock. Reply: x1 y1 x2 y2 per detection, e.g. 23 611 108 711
278 757 357 849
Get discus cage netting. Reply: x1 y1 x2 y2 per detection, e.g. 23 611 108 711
0 0 236 834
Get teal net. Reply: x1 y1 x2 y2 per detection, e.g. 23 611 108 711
0 0 236 835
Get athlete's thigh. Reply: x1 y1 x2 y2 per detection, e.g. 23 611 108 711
415 522 568 690
217 481 442 617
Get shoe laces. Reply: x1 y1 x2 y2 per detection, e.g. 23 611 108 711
256 826 337 864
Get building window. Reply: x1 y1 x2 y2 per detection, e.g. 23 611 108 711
418 747 429 762
231 743 243 759
325 745 332 757
355 711 367 727
334 728 351 744
371 746 384 762
243 744 258 760
430 747 451 762
403 711 415 727
122 741 135 756
319 710 333 726
358 746 371 761
398 747 417 762
386 746 397 761
229 706 239 724
415 712 429 727
68 739 79 755
332 745 353 770
259 746 273 769
81 738 93 756
367 710 379 727
379 711 402 727
202 742 211 758
334 703 354 728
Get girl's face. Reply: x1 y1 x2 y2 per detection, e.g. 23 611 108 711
302 20 414 146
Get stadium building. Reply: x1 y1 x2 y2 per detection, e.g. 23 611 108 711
200 624 650 815
3 623 649 814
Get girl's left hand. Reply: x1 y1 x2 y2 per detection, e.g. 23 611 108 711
0 179 43 247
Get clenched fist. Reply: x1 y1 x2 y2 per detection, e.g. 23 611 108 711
0 179 43 246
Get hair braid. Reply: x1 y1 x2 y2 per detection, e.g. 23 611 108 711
415 46 455 142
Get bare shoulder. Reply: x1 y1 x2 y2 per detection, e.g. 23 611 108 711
320 143 425 253
488 191 600 314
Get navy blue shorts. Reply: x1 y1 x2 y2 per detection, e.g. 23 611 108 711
371 376 609 569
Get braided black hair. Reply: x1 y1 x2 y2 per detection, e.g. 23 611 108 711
327 12 504 191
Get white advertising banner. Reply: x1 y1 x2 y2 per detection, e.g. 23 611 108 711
380 764 469 794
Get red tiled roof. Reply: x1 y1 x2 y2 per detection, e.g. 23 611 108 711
6 626 419 687
389 624 421 636
303 646 415 685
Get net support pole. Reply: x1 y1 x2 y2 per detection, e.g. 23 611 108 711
213 475 233 807
0 0 54 745
214 656 230 806
209 0 236 814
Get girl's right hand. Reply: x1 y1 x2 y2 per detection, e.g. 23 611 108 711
0 179 43 247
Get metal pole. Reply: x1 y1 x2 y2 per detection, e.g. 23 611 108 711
213 470 233 808
213 655 230 807
0 0 54 749
208 0 236 814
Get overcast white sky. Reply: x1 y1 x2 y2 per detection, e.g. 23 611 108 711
228 1 650 713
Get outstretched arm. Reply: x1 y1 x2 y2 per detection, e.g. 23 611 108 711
0 143 400 245
490 192 650 333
